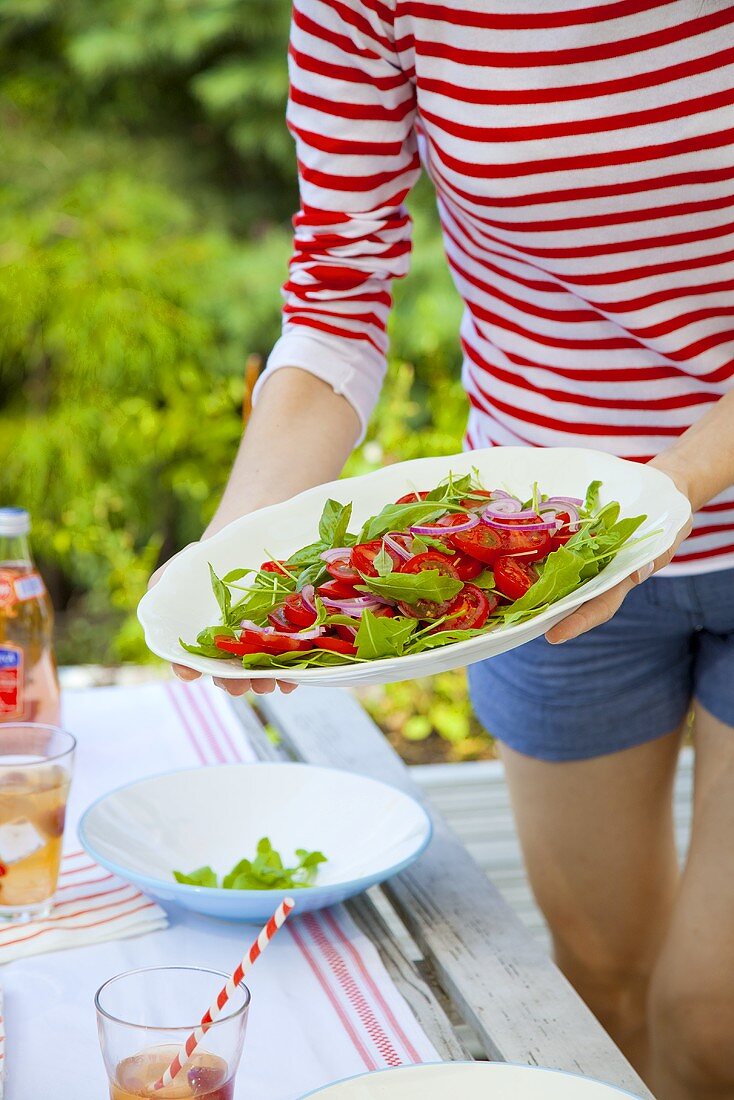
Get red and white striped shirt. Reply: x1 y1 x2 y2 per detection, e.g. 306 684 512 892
255 0 734 573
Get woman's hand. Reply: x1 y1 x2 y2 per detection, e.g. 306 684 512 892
544 457 693 645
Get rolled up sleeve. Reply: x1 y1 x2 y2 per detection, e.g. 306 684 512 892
252 0 420 442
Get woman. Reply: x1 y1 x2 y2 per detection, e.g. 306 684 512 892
164 4 734 1097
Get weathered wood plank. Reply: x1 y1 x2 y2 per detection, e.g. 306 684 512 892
230 694 466 1061
259 688 654 1099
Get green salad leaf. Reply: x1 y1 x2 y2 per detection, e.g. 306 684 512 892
354 610 418 659
174 838 327 891
357 569 462 606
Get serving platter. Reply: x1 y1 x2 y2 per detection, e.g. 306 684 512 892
138 447 690 687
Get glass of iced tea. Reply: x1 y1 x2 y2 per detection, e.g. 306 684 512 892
96 967 250 1099
0 722 75 922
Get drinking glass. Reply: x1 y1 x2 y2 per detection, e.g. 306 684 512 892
0 723 75 921
96 966 251 1099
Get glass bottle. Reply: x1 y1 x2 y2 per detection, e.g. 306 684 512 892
0 508 60 725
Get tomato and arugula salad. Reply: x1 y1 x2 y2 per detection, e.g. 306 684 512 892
182 474 647 670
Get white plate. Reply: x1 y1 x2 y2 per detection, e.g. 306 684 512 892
300 1062 644 1098
79 762 431 921
138 447 689 687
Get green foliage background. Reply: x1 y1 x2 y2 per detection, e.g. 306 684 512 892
0 0 489 757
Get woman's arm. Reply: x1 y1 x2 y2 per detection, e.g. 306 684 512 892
154 368 360 695
546 390 734 644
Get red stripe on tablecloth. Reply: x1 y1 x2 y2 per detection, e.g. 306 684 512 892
321 910 422 1063
192 681 246 763
0 899 159 949
55 871 114 892
164 682 208 765
304 913 403 1067
176 682 226 764
49 882 137 911
288 922 376 1071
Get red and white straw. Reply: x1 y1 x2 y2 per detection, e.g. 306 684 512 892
152 897 295 1092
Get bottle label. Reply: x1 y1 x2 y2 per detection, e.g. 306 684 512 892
0 646 23 718
13 574 45 602
0 571 45 607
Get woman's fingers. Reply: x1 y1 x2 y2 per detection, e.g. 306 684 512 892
173 664 202 682
545 575 637 644
211 677 298 697
545 521 690 645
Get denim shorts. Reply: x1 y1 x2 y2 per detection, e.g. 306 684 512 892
468 568 734 762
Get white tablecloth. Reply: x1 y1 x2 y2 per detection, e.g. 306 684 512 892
2 680 437 1099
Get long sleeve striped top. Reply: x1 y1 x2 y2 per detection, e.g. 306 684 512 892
254 0 734 574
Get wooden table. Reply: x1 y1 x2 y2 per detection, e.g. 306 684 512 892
63 670 654 1098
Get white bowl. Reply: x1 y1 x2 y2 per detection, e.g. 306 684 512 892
79 763 431 921
300 1062 644 1098
138 446 689 687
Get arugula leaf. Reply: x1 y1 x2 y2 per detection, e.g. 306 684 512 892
373 541 394 576
173 865 218 888
405 626 489 653
221 567 253 584
359 501 449 542
584 479 603 514
411 534 455 555
176 839 328 891
500 545 586 620
318 499 353 547
472 569 495 589
357 569 462 606
354 609 418 659
228 573 294 626
208 564 231 621
179 624 236 659
240 648 363 669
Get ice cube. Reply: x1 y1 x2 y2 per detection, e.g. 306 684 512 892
0 818 45 864
187 1053 228 1096
37 803 66 838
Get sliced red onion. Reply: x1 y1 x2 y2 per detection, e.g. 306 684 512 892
383 532 412 561
319 546 352 564
546 495 583 508
321 595 385 618
240 618 324 640
539 501 581 531
300 583 317 613
411 512 479 537
482 504 537 524
485 518 557 533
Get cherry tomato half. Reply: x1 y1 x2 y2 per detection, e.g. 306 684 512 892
449 524 504 564
395 490 429 505
549 510 574 549
397 552 460 620
324 555 361 584
430 511 475 529
316 636 357 655
214 635 261 656
318 577 360 600
448 550 484 581
433 583 497 632
241 627 313 654
493 525 552 562
267 606 299 632
493 557 538 601
282 593 318 628
351 539 402 577
261 559 290 576
460 489 493 510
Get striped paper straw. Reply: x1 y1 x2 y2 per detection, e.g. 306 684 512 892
153 897 295 1092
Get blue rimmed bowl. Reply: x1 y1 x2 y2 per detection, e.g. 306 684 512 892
79 762 431 921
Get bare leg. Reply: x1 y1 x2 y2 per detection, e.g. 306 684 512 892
499 730 683 1079
649 703 734 1099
